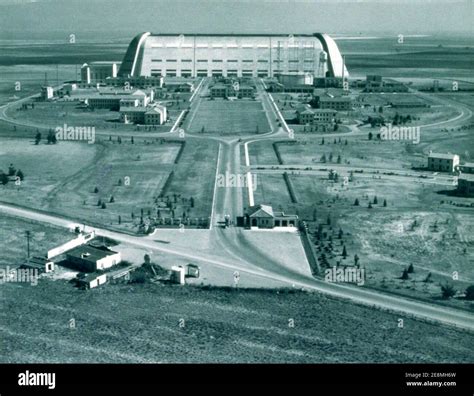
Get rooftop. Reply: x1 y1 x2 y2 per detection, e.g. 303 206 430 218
119 106 148 113
248 204 274 218
67 245 119 264
459 174 474 182
429 152 458 160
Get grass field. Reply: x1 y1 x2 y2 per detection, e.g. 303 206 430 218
0 215 73 267
188 99 270 135
254 170 474 310
0 138 181 231
252 174 293 211
1 278 473 363
163 138 219 221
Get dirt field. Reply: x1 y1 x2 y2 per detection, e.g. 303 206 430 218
1 278 473 363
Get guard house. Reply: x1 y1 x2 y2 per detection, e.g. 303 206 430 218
244 204 298 229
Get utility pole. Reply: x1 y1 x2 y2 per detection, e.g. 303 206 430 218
25 231 31 261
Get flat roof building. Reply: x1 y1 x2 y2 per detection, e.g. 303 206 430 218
118 33 348 79
66 245 121 273
457 174 474 197
428 152 460 173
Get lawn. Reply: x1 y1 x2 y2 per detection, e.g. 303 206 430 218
188 99 270 135
0 137 182 232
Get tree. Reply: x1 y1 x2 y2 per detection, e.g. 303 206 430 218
321 138 325 145
342 245 347 259
440 283 456 299
8 164 16 176
0 173 9 185
101 202 107 209
465 285 474 300
131 136 134 144
190 196 195 208
354 254 360 266
118 215 122 225
337 154 342 164
407 264 414 274
320 154 326 163
383 199 387 207
373 196 378 204
327 214 331 226
47 130 57 144
368 202 373 209
144 254 151 265
354 198 359 206
400 269 409 280
109 196 115 203
338 228 343 239
35 131 42 145
94 187 99 193
16 169 24 181
368 132 373 140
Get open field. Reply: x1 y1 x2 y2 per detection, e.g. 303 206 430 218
162 138 219 223
0 138 189 231
252 174 293 211
251 169 474 310
2 278 474 363
188 99 270 135
0 214 73 267
276 138 421 168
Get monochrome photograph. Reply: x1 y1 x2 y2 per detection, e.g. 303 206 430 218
0 0 473 390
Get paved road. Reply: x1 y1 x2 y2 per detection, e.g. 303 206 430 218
1 201 473 331
1 79 474 332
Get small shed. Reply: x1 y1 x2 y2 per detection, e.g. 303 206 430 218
20 257 55 274
75 273 107 289
171 266 186 285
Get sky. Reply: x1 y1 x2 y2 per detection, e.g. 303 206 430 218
0 0 472 38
